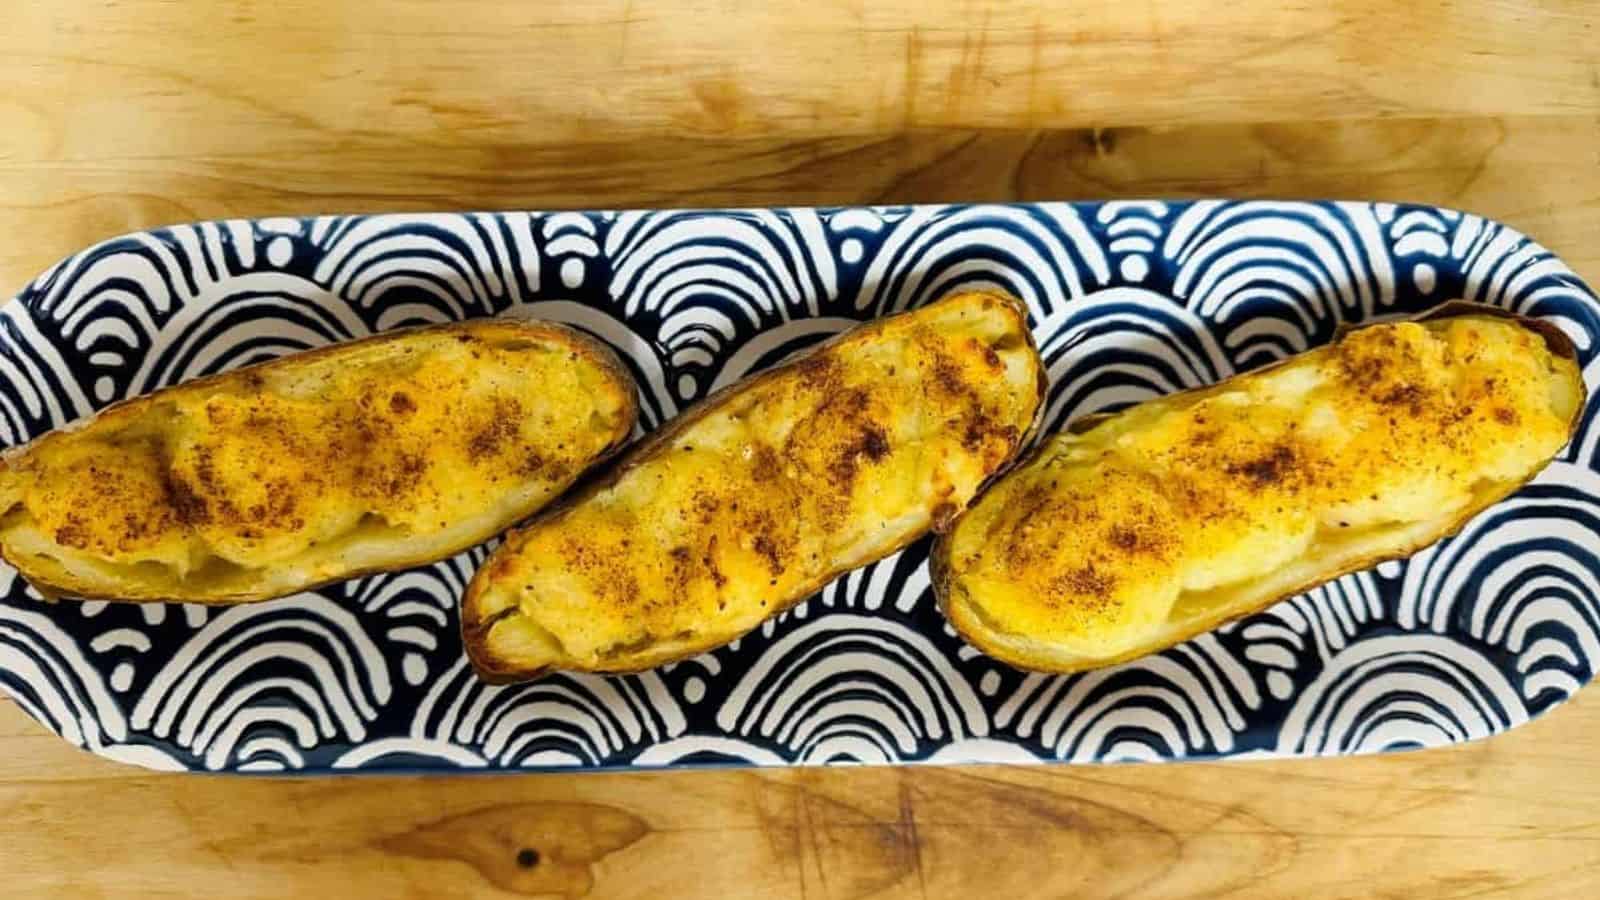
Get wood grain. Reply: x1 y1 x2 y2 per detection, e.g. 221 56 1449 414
4 1 1600 897
5 694 1600 899
6 117 1600 302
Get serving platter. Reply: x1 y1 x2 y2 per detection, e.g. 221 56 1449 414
0 200 1596 774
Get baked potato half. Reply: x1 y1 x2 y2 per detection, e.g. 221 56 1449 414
933 303 1587 673
462 290 1046 681
0 318 637 604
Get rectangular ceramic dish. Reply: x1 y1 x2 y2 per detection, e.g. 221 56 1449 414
0 201 1595 773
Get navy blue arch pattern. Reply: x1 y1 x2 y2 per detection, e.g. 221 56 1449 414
0 202 1595 774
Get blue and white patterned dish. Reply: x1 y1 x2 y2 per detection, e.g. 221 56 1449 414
1 201 1596 774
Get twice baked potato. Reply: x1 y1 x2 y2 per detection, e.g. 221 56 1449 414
933 303 1586 673
0 318 637 604
462 290 1046 681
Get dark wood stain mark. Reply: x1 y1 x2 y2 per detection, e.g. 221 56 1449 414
380 802 648 897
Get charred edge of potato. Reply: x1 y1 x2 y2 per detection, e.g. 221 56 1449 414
931 301 1587 674
460 291 1048 683
0 317 640 605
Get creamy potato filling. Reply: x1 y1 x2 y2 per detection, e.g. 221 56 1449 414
943 315 1582 666
0 322 632 601
468 291 1044 675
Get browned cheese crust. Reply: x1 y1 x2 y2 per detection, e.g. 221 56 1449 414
933 303 1587 673
463 290 1047 681
0 318 638 603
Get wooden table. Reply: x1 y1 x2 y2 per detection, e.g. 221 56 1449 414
4 2 1599 896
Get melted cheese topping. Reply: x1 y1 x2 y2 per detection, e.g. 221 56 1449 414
943 315 1581 665
0 320 633 600
468 291 1043 675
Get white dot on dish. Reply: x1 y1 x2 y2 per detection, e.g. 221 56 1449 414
677 373 697 399
403 653 428 686
94 376 116 403
1376 560 1404 580
1413 262 1436 294
80 601 108 618
979 670 1001 696
840 239 864 264
684 676 706 704
265 236 294 267
1119 255 1150 282
1267 671 1294 700
110 662 135 693
560 257 585 289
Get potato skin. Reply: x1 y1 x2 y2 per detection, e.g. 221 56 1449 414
0 317 638 604
462 290 1047 683
932 302 1587 674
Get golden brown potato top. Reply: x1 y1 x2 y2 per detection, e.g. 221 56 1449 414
468 291 1044 674
943 314 1581 660
0 319 635 593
